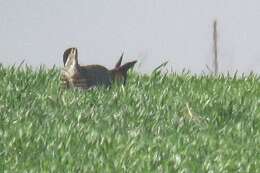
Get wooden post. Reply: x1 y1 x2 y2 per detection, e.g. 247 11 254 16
213 20 219 75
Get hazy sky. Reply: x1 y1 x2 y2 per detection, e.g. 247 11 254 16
0 0 260 74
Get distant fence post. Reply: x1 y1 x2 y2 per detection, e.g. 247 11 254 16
213 20 219 75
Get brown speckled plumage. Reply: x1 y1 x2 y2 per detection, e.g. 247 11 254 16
61 48 137 90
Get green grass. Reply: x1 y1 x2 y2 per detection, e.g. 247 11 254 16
0 65 260 173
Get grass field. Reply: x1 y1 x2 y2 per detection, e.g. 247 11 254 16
0 65 260 172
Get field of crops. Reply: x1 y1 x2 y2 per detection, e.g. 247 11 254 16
0 65 259 172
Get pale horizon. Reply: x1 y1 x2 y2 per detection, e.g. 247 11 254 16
0 0 260 74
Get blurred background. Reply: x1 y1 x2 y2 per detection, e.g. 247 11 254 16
0 0 260 74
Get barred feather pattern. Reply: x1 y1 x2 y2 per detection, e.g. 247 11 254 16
61 64 112 90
